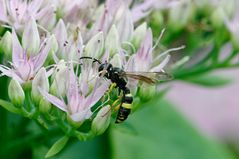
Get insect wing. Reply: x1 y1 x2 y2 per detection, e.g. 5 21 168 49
121 72 173 84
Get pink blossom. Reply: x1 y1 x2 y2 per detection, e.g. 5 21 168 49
0 0 56 31
40 67 110 123
0 18 52 83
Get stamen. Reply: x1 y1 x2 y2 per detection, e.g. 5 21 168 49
171 56 190 69
37 24 50 35
152 28 166 51
122 41 136 54
154 45 185 62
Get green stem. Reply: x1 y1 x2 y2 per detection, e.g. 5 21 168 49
174 63 239 79
174 65 213 79
0 99 22 115
222 50 238 65
195 46 217 66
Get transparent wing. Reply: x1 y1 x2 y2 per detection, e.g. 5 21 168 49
119 71 173 84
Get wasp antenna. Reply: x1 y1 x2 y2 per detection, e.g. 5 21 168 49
79 56 102 64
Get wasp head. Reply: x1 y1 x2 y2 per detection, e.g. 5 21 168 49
98 62 113 78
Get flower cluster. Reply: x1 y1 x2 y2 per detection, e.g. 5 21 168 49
0 0 182 157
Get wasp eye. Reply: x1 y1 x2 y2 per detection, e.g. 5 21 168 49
98 64 105 72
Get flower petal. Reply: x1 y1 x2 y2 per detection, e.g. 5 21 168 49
32 67 49 103
50 61 68 97
150 55 171 72
39 88 67 112
138 29 153 60
84 31 104 58
85 79 110 109
125 55 135 72
105 25 120 57
15 59 35 81
67 69 80 113
106 0 122 15
0 0 8 22
69 109 92 122
22 17 40 56
131 0 154 22
33 37 52 72
54 19 67 48
0 65 24 83
36 5 56 30
116 9 133 42
28 0 43 15
131 22 147 48
110 53 122 68
12 29 24 67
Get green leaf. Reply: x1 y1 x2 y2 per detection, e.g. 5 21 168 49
0 99 22 115
45 136 69 158
183 73 233 87
110 97 236 159
56 136 109 159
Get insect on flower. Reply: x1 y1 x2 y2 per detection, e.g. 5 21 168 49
79 56 173 124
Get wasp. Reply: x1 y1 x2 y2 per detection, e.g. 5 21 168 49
80 56 173 123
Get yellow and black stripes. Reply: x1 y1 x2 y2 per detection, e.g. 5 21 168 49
115 88 133 123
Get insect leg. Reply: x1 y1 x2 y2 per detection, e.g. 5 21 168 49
109 83 117 92
101 96 122 117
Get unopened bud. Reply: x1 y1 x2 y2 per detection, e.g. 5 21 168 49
219 0 236 17
194 0 210 10
168 0 194 31
131 22 147 49
50 62 68 97
116 10 133 42
8 79 25 107
138 84 156 102
91 105 111 135
39 98 51 114
84 32 104 58
32 68 49 104
105 25 120 57
46 35 59 63
0 31 12 59
210 7 226 28
38 6 56 31
22 17 40 56
110 54 122 68
67 114 84 128
151 11 164 29
49 35 59 55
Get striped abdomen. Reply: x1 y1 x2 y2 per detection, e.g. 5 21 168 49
115 90 133 123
